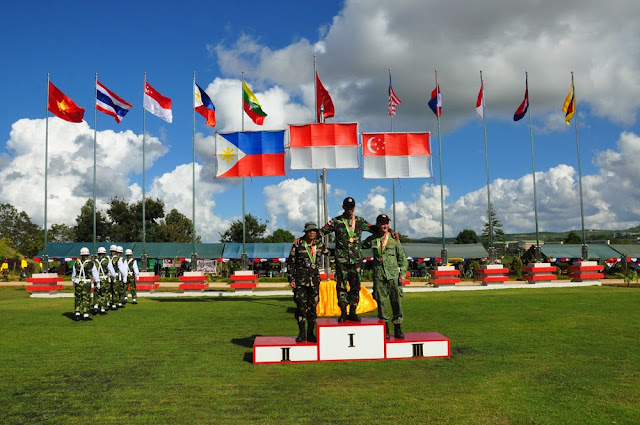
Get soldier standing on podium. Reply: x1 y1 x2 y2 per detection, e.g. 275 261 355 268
362 214 408 339
287 222 328 343
321 197 373 322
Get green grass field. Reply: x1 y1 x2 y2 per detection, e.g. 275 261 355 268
1 286 639 424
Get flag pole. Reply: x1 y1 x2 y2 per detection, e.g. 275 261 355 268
526 71 542 262
241 72 247 271
93 73 98 257
142 72 147 270
315 55 329 276
435 70 447 265
571 72 588 260
191 71 197 271
43 74 50 271
480 71 495 264
389 68 397 231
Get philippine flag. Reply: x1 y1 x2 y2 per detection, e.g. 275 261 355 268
216 130 285 178
194 82 216 127
96 81 132 123
428 85 442 117
144 82 172 123
362 132 431 179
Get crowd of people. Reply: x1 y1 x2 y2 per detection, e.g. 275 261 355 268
287 197 408 342
71 244 139 321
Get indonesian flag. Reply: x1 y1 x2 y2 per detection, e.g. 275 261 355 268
362 132 431 178
288 123 358 170
475 78 484 120
48 82 85 123
144 82 172 123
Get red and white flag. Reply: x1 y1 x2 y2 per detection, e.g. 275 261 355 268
362 132 431 178
144 82 172 123
475 77 484 120
288 123 358 169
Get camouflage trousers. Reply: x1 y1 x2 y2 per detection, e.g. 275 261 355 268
372 277 404 325
74 281 91 315
93 280 111 309
335 262 361 307
293 283 320 322
111 277 124 304
126 276 137 299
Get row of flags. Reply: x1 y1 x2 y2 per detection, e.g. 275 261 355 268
214 124 432 180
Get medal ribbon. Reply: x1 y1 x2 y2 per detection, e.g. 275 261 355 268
376 232 390 254
303 241 317 264
342 217 356 241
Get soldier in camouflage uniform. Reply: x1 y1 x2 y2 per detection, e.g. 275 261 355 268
321 197 373 322
71 247 100 321
123 249 139 304
110 246 123 310
287 222 327 343
362 214 408 339
93 247 110 315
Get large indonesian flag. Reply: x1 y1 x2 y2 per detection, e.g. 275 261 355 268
289 123 358 170
362 132 431 178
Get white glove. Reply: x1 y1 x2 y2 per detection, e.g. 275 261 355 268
96 282 101 290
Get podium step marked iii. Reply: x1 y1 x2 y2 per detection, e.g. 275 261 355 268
253 317 450 364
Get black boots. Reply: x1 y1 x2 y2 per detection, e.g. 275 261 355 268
347 305 360 322
338 305 348 322
296 321 306 342
307 321 317 343
394 324 404 339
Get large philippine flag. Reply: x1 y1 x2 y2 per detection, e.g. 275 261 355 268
362 132 431 179
96 81 132 123
144 82 172 123
289 123 359 170
216 130 285 178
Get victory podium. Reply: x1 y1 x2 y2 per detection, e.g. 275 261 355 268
253 317 450 364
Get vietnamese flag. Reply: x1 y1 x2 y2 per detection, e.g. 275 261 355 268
48 82 85 123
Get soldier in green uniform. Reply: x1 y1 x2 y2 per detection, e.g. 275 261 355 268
362 214 408 339
109 245 122 310
287 222 327 343
321 197 373 322
71 247 100 321
93 247 110 315
123 249 139 304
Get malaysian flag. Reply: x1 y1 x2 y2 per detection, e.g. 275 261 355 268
388 73 402 116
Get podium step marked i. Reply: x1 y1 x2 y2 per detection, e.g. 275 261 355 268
253 318 450 364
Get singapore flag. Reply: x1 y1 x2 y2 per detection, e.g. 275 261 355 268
362 132 432 179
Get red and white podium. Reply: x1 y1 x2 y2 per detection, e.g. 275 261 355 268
136 272 160 294
179 271 209 293
26 273 64 296
569 261 604 283
429 266 460 286
230 270 258 291
524 263 557 284
477 264 509 285
253 317 450 364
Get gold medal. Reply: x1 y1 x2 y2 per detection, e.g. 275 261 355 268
349 237 354 243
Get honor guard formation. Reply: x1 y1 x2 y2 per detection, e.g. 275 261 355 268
71 245 139 321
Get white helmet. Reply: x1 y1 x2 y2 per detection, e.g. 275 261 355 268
125 249 133 256
97 247 107 254
80 247 90 256
117 246 124 253
109 244 117 252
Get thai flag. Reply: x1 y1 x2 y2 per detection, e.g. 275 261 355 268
96 81 132 123
513 77 529 121
428 85 442 117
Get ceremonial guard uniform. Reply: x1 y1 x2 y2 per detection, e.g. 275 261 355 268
321 197 372 322
362 214 408 339
123 249 140 304
94 247 110 314
72 247 100 321
111 246 125 309
287 222 328 342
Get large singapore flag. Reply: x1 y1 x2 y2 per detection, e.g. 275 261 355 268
289 123 359 169
216 130 285 178
362 132 431 178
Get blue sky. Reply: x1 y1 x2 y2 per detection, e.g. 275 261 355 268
1 0 640 242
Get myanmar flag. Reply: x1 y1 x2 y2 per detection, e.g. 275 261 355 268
242 81 267 125
48 82 85 123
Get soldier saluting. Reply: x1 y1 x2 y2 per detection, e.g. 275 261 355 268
287 222 328 343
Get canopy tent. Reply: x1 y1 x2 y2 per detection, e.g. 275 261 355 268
221 243 291 260
35 242 135 259
609 244 640 259
537 244 620 260
36 242 223 260
362 243 488 260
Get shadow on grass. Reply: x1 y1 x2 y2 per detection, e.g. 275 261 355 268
61 312 78 321
150 296 291 309
231 335 262 364
451 346 479 356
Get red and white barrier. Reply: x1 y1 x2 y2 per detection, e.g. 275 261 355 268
179 271 209 292
429 265 460 286
524 263 557 284
136 272 160 293
569 261 604 283
26 273 63 296
230 270 258 291
477 264 509 285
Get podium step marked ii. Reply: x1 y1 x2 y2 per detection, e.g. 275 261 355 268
253 318 450 364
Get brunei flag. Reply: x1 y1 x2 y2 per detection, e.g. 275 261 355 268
562 82 575 125
215 130 285 177
242 81 267 125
